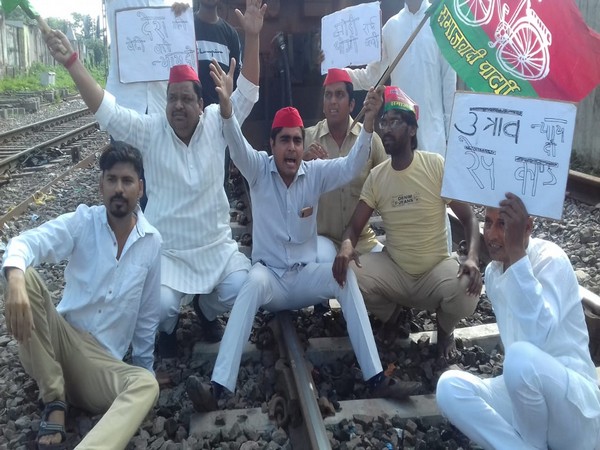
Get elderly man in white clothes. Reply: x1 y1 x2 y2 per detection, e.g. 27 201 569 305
43 0 267 357
185 61 423 409
436 193 600 449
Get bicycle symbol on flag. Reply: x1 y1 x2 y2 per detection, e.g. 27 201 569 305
454 0 552 80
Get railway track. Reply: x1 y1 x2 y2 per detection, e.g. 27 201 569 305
0 107 98 173
0 112 598 447
186 171 600 449
568 169 600 206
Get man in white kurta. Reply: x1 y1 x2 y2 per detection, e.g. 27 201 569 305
344 0 455 155
43 0 267 350
436 193 600 449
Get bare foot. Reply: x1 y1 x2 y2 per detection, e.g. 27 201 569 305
437 323 457 359
38 409 65 446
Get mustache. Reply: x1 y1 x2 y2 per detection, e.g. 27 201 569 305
110 194 126 202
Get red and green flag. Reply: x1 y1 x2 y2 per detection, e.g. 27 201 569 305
1 0 38 18
430 0 600 102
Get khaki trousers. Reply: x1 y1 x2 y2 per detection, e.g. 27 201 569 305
353 249 478 332
19 268 159 450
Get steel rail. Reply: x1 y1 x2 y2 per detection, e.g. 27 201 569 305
0 107 90 141
0 149 102 229
278 311 331 450
0 122 98 171
567 169 600 206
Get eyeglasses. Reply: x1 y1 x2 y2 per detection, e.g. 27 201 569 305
378 118 405 130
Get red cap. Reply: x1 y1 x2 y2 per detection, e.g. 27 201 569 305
323 68 351 86
168 65 199 84
384 86 419 120
272 107 304 129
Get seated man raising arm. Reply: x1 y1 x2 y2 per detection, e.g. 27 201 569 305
185 62 421 409
43 0 267 357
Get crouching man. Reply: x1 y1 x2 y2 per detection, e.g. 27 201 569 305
2 143 162 449
436 193 600 449
185 62 421 408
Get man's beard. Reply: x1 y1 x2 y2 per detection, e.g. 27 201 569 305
109 195 130 218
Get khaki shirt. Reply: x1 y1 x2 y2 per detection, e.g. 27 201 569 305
304 117 388 254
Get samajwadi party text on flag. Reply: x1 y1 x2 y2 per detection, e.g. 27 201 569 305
429 0 600 102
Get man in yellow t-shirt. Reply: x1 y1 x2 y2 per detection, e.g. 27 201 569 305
333 86 482 357
304 68 388 261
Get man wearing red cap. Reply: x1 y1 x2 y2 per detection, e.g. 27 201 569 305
43 0 267 358
185 64 422 409
304 68 388 263
333 86 482 358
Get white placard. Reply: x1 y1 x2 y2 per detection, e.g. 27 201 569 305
441 92 577 220
116 7 197 83
320 2 381 75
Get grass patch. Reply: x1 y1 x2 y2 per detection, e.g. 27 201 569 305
0 62 106 95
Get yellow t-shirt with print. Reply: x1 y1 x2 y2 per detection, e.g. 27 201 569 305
360 151 449 277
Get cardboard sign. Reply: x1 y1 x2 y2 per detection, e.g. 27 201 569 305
442 92 576 219
116 6 196 83
320 2 381 75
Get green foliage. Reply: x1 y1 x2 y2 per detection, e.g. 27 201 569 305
0 62 106 94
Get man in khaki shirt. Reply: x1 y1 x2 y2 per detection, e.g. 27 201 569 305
304 68 388 262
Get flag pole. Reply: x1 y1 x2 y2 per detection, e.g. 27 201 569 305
0 0 67 53
350 0 443 129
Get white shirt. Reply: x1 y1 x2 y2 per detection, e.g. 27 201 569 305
95 75 258 293
345 1 456 155
105 0 169 114
486 238 600 418
223 114 372 276
2 205 162 373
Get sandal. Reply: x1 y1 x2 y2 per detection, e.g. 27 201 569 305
37 400 67 450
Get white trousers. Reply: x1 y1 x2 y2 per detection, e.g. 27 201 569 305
158 270 247 333
212 262 383 392
436 341 600 450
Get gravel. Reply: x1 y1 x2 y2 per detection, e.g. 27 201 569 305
0 106 599 448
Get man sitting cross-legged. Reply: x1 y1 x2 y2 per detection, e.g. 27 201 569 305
2 143 161 449
333 86 482 358
436 193 600 449
185 62 421 408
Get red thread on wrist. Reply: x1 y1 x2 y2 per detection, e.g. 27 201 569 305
64 52 78 69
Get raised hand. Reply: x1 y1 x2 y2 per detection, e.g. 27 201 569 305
211 58 236 118
499 192 530 265
362 85 385 133
171 2 190 17
235 0 267 36
44 30 75 66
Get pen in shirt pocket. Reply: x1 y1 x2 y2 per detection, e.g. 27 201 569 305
300 206 313 218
